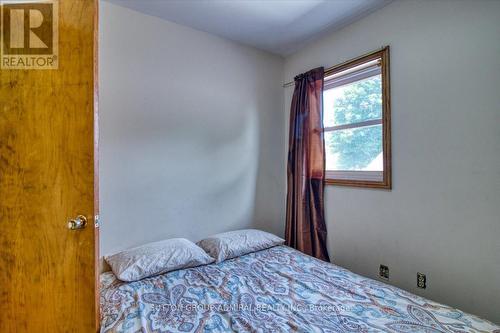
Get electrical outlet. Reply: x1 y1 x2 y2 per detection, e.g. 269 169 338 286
417 272 426 289
379 265 389 279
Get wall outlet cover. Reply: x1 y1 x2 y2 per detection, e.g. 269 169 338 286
379 264 389 279
417 272 426 289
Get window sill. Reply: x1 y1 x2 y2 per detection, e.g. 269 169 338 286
325 171 391 189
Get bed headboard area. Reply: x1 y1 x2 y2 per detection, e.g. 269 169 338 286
98 1 285 257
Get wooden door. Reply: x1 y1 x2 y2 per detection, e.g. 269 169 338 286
0 0 98 332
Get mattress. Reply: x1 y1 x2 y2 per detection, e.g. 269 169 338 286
100 245 499 332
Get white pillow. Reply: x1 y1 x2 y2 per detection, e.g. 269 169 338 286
197 229 285 263
105 238 214 282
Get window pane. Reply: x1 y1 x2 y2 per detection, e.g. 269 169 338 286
325 125 383 171
323 75 382 128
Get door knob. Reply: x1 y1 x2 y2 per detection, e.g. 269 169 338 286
67 215 87 230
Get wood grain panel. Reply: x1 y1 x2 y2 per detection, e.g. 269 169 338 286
0 0 98 331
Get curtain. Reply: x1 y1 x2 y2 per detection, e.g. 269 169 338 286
285 67 330 262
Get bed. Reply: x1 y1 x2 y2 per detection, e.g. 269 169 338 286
100 245 499 332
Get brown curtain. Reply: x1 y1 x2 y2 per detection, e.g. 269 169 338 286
285 67 330 262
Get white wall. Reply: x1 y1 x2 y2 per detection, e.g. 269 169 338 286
99 2 285 255
284 0 500 324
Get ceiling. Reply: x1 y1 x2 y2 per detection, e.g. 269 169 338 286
107 0 391 56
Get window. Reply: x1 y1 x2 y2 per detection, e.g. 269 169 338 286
323 47 391 188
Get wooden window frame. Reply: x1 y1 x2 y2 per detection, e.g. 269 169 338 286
323 46 391 189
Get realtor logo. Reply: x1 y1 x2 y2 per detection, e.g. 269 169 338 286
1 0 58 69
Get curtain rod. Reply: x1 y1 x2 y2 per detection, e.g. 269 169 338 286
282 46 388 88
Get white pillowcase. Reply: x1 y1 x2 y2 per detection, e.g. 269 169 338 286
105 238 214 282
197 229 285 263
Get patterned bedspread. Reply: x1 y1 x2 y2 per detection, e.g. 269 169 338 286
100 245 499 332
